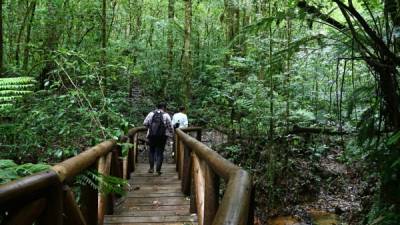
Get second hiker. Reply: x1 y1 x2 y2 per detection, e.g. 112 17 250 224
143 102 173 175
172 106 189 129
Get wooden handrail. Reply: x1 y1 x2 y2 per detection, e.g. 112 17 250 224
0 170 60 205
0 137 127 225
175 128 254 225
0 126 253 225
52 140 116 182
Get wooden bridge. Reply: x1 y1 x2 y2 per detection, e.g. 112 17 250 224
0 127 253 225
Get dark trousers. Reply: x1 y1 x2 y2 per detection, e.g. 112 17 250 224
148 136 167 172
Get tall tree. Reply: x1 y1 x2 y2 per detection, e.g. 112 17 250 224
15 2 32 67
39 0 61 89
285 5 292 132
163 0 175 98
182 0 192 106
101 0 107 89
0 0 3 76
22 0 37 72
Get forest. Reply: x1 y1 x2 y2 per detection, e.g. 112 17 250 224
0 0 399 224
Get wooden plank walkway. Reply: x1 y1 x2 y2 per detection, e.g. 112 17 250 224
104 163 198 225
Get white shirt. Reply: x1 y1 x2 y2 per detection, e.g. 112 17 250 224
172 112 188 128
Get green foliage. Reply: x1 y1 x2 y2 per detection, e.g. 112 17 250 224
119 142 134 157
76 170 127 196
366 200 400 225
0 77 35 110
0 160 50 184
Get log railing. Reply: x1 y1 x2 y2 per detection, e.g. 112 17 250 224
174 127 254 225
0 126 253 225
0 136 136 225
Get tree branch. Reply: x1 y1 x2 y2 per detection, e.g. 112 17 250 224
297 1 346 30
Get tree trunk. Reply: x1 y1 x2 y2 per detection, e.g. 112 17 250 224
39 0 61 89
101 0 107 93
0 0 3 76
285 13 292 132
164 0 175 98
22 0 36 72
128 0 143 99
15 2 31 67
182 0 192 107
107 0 117 42
268 1 274 140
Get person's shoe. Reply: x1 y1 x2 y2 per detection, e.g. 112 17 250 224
157 171 162 176
148 169 154 173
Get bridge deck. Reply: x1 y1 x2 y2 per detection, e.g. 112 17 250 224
104 163 198 225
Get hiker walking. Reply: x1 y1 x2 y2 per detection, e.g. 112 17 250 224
143 102 173 175
172 106 189 129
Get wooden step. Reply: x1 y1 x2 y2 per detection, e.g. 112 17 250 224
115 205 191 212
126 192 184 198
104 222 196 225
130 173 178 178
119 196 190 206
128 186 182 194
104 215 197 224
105 163 196 225
114 210 191 217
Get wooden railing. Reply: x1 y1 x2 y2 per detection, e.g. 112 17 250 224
174 127 254 225
0 126 253 225
0 137 134 225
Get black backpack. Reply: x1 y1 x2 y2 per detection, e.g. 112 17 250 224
149 111 166 137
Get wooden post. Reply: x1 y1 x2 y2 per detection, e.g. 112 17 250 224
176 135 181 176
133 133 138 166
122 157 128 180
179 139 185 179
111 148 123 179
173 133 177 168
190 155 197 214
98 152 112 225
129 133 135 173
63 185 87 225
196 129 202 142
121 135 129 180
247 185 255 225
80 165 98 225
181 145 192 195
203 164 219 225
192 153 205 225
5 198 47 225
39 184 63 225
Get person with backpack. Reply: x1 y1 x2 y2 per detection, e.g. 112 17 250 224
143 102 173 175
172 106 189 129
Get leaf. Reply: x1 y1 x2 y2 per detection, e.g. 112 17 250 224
0 160 17 169
387 131 400 145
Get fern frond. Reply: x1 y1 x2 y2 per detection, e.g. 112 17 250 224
0 160 50 184
0 77 35 110
0 160 18 169
75 170 127 195
0 84 34 90
0 96 23 102
0 77 36 85
0 90 33 96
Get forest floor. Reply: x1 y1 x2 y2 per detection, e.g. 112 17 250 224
262 139 366 225
203 131 366 225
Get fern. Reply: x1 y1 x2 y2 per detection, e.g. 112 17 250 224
0 160 50 184
0 77 35 110
118 142 134 157
76 170 127 195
